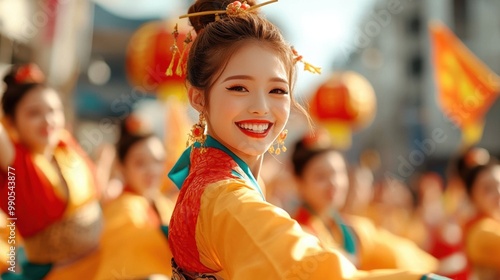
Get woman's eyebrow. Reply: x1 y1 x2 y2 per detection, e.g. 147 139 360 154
222 75 288 84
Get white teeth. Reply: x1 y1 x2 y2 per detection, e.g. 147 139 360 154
237 123 270 133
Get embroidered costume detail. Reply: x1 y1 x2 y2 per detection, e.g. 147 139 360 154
168 136 266 274
168 146 240 273
169 136 263 199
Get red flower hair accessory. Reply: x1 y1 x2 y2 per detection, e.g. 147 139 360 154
302 128 331 150
292 46 321 74
125 114 152 136
226 1 251 16
14 63 45 84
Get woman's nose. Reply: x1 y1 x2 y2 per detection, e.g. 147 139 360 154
248 91 269 115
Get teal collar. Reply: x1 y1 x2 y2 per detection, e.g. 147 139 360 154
302 203 357 256
168 136 265 200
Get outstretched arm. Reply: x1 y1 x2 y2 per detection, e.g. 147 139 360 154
197 181 445 279
0 121 14 173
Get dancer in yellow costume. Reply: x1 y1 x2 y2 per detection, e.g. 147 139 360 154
462 159 500 279
290 132 438 272
94 116 174 279
0 64 102 279
167 1 449 279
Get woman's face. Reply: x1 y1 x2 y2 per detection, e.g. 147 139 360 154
298 151 349 214
471 165 500 217
122 137 166 197
206 42 291 164
13 87 65 153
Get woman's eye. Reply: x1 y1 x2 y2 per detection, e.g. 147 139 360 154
26 108 42 117
226 86 248 92
270 88 289 95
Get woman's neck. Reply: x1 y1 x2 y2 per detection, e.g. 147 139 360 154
29 144 54 161
305 203 331 221
43 146 55 160
245 155 263 179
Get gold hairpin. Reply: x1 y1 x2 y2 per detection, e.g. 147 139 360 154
175 31 193 76
292 46 322 74
179 0 278 19
166 23 180 77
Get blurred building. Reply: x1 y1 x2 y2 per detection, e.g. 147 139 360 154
337 0 500 181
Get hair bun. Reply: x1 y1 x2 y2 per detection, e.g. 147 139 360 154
188 0 258 33
121 114 153 137
3 63 45 88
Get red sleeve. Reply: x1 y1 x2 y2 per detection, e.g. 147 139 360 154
0 143 66 238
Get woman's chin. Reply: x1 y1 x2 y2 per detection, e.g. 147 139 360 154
236 143 270 157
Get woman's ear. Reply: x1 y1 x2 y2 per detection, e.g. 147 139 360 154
187 85 205 113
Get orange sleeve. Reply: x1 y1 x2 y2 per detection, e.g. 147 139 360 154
349 215 438 272
196 180 429 280
465 217 500 269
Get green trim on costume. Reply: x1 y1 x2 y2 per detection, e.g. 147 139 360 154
168 135 265 200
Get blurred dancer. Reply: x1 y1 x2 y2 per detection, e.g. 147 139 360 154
0 64 102 279
94 115 173 279
291 131 438 272
462 158 500 279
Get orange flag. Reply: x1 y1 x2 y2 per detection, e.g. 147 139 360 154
429 21 500 146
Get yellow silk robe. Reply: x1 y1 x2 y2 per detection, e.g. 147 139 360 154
167 136 447 280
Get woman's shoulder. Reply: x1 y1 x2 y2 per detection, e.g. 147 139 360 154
183 147 244 192
466 215 500 234
191 147 239 172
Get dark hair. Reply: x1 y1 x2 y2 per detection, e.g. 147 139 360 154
116 116 155 163
291 136 341 177
186 0 307 117
463 158 500 196
1 64 47 119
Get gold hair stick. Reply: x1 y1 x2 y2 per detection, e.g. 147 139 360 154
179 0 278 19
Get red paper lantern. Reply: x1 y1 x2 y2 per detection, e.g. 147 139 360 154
126 20 191 95
309 71 376 130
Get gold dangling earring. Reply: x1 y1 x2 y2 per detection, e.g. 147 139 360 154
268 129 288 155
187 113 207 151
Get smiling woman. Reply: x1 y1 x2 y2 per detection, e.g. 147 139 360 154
165 1 450 279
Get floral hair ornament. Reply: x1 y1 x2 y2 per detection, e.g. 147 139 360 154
292 46 321 74
178 0 278 19
125 114 152 136
302 128 331 150
14 63 45 84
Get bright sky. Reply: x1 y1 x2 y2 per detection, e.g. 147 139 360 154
94 0 374 96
